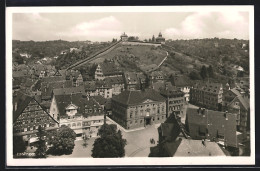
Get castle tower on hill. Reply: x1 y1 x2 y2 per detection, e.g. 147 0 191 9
156 32 165 44
120 32 128 42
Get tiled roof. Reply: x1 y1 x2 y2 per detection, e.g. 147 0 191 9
99 62 122 76
53 86 85 96
124 72 146 84
230 88 241 97
193 82 222 94
112 89 165 106
13 70 28 78
13 91 32 123
95 80 112 89
41 80 73 100
41 76 65 83
54 93 85 116
186 107 237 147
84 81 96 91
104 76 124 85
172 139 225 156
150 71 164 78
92 95 106 106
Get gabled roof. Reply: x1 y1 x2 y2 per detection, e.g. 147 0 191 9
172 139 225 156
52 86 85 96
84 81 96 91
95 80 112 89
13 91 33 123
228 96 249 110
92 95 106 106
104 76 124 85
112 89 165 106
230 88 241 97
124 72 146 84
41 80 73 99
192 82 222 94
41 76 65 83
54 93 85 116
13 91 58 124
186 107 237 147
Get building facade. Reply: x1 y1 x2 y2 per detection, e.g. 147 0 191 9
190 82 223 110
94 62 123 80
13 91 59 145
111 89 167 130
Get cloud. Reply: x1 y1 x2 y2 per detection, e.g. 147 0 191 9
60 16 122 40
164 11 249 40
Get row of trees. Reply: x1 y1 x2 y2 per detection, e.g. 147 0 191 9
189 65 214 80
13 125 76 158
14 123 127 158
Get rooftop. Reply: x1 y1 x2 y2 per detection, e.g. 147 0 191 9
112 89 165 106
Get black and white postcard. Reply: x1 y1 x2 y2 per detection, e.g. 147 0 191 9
6 6 255 166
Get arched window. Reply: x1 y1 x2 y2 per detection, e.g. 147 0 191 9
72 123 76 127
77 122 81 127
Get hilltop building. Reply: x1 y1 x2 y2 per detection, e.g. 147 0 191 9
120 32 128 42
155 32 165 44
111 89 167 130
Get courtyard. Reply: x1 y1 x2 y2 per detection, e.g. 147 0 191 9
47 120 160 158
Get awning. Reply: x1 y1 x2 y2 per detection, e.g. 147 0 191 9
29 137 38 143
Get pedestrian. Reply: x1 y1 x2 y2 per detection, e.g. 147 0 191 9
202 139 205 146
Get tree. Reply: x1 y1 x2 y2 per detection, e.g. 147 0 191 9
47 125 76 156
152 35 155 42
207 65 214 78
91 124 127 158
189 71 201 80
13 136 26 155
35 125 47 158
200 65 208 80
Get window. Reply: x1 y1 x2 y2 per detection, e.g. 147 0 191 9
24 128 27 132
140 120 143 123
135 120 137 123
130 113 133 118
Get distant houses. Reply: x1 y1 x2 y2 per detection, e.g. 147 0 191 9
94 61 123 80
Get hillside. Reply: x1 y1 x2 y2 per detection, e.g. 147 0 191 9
90 44 167 72
165 38 249 72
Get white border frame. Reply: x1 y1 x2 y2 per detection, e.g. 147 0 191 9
6 6 255 166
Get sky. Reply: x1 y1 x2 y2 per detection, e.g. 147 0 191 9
12 11 249 41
